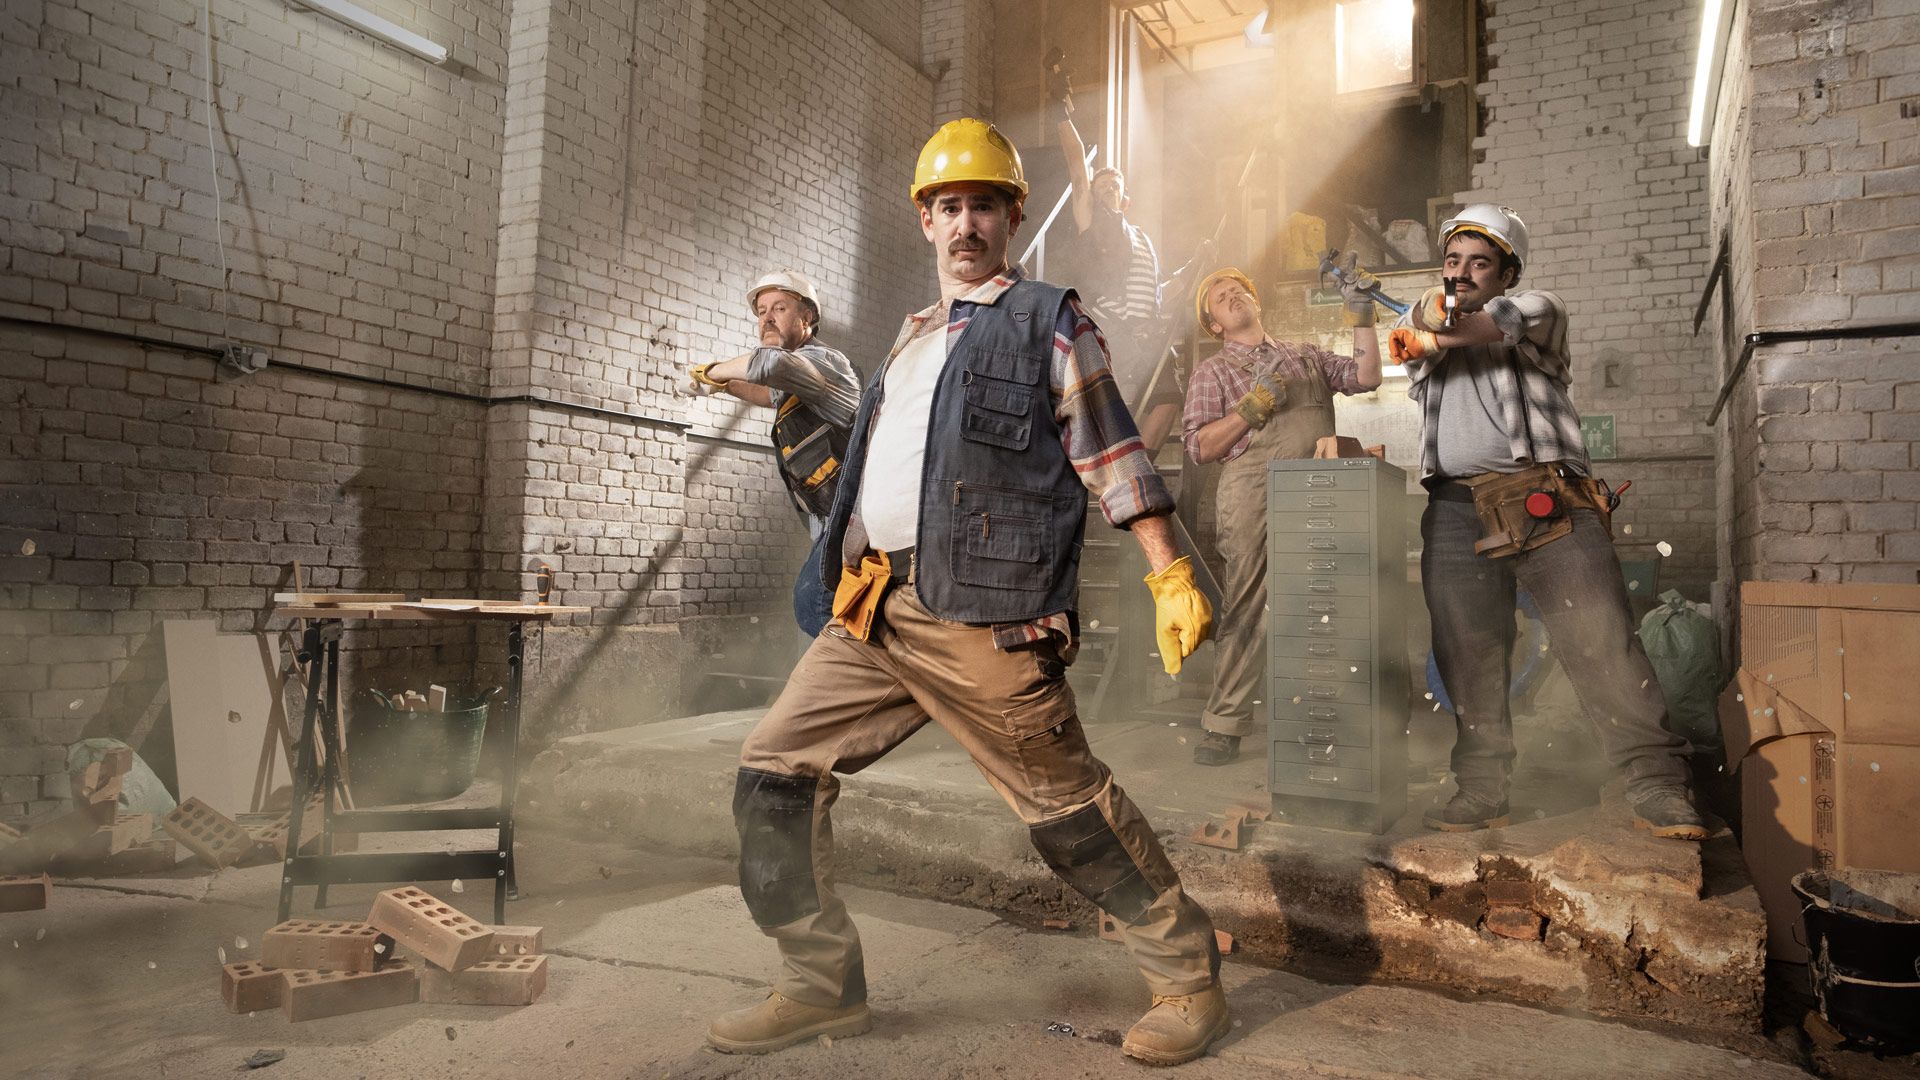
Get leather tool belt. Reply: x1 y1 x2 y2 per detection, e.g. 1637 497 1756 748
830 547 913 641
1462 464 1617 558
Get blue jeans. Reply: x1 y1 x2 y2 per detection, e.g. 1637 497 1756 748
1421 495 1690 804
794 533 832 638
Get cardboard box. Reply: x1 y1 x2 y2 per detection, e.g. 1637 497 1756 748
1724 582 1920 963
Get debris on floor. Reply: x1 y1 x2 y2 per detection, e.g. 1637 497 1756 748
221 885 547 1022
0 872 52 913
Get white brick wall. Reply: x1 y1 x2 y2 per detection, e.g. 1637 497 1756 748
1464 0 1719 593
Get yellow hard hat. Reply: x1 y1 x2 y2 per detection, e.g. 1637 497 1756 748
910 118 1029 207
1195 267 1258 339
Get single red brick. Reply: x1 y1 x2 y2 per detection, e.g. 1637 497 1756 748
1214 929 1236 955
0 873 51 912
161 798 252 868
1485 907 1545 941
367 887 494 972
280 961 419 1022
221 961 285 1013
261 920 387 973
420 955 548 1006
487 925 544 959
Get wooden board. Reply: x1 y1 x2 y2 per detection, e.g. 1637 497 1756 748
163 622 284 817
271 592 408 604
276 603 587 622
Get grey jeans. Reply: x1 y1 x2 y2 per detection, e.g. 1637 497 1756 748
1420 492 1690 804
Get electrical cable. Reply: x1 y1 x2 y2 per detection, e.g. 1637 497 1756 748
200 0 234 340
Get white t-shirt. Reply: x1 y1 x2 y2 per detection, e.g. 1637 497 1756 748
857 323 948 551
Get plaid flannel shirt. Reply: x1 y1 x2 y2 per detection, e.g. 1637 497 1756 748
1397 287 1590 482
864 268 1173 658
1181 338 1367 463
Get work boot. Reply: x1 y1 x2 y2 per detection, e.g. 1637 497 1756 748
1192 732 1241 766
706 991 871 1055
1422 790 1511 832
1121 983 1231 1067
1630 787 1708 841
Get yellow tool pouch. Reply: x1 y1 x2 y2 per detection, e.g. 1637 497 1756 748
1464 465 1614 559
830 550 893 642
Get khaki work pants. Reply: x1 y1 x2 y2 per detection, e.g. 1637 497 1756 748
1202 365 1336 738
737 585 1220 1007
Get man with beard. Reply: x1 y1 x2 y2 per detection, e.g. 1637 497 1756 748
1387 204 1705 840
708 118 1231 1067
690 270 860 636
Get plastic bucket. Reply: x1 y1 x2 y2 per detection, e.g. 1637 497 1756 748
1792 868 1920 1049
347 692 489 804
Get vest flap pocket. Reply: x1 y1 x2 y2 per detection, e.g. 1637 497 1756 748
968 348 1044 386
964 379 1031 416
950 482 1055 592
963 510 1043 564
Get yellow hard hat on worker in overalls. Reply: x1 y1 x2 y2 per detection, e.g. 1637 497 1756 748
910 118 1029 207
1194 267 1258 340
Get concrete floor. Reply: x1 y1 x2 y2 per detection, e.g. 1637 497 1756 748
0 822 1832 1080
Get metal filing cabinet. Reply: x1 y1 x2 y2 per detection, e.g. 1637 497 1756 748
1267 457 1408 833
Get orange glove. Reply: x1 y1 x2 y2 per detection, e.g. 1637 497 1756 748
1388 328 1438 363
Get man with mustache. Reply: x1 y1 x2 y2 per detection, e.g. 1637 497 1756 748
1178 265 1385 766
1387 204 1705 840
689 271 860 636
709 118 1231 1067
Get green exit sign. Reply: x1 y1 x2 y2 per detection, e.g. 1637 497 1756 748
1581 414 1616 459
1306 287 1343 306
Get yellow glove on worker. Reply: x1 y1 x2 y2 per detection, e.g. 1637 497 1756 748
688 363 728 397
1232 373 1286 429
1388 327 1438 364
1143 556 1213 676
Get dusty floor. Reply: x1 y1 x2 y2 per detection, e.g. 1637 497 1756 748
0 820 1879 1080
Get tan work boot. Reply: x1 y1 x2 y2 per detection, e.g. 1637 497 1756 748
1121 983 1230 1066
706 991 871 1055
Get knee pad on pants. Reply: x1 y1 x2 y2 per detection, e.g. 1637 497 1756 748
1028 803 1161 926
733 767 820 928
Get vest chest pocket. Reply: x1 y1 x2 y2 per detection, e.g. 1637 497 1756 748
961 378 1032 450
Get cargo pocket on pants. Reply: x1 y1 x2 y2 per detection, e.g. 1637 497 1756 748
1004 681 1093 803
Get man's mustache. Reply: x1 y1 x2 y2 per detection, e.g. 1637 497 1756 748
949 237 986 255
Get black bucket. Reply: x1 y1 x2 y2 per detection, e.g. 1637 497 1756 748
1791 868 1920 1050
347 689 491 805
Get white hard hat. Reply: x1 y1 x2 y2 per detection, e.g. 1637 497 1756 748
746 269 820 321
1439 204 1529 270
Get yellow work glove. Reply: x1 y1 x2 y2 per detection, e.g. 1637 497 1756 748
1388 327 1438 363
1336 251 1378 327
688 363 727 396
1143 556 1213 676
1414 286 1448 331
1232 373 1285 429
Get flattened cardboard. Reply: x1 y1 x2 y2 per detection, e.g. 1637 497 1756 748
162 622 284 817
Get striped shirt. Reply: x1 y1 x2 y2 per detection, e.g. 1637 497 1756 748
1396 287 1590 482
1181 338 1367 463
1077 204 1160 326
860 267 1173 656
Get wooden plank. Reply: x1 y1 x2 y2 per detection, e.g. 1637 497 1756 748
163 622 283 817
411 598 526 607
275 604 588 622
270 592 408 604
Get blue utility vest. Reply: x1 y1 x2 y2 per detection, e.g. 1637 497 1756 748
821 278 1088 624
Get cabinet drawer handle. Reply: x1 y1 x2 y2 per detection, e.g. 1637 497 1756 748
1307 600 1336 614
1307 495 1335 508
1307 662 1337 677
1307 474 1335 487
1307 623 1334 636
1307 579 1336 593
1306 766 1341 784
1308 744 1337 764
1299 728 1336 746
1307 706 1338 721
1306 517 1334 530
1307 684 1337 699
1306 644 1335 657
1307 559 1337 571
1308 537 1337 550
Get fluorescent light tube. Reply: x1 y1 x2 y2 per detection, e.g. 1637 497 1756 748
1686 0 1732 147
291 0 449 65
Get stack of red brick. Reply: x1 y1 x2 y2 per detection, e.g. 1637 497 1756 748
222 885 549 1021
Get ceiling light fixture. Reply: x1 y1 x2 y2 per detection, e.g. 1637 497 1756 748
289 0 448 65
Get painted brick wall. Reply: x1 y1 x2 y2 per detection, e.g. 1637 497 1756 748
1714 0 1920 588
1464 0 1719 595
0 0 983 819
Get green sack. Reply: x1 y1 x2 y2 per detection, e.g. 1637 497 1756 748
1637 589 1724 754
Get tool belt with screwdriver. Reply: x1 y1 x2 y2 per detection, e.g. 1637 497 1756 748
1460 464 1623 558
